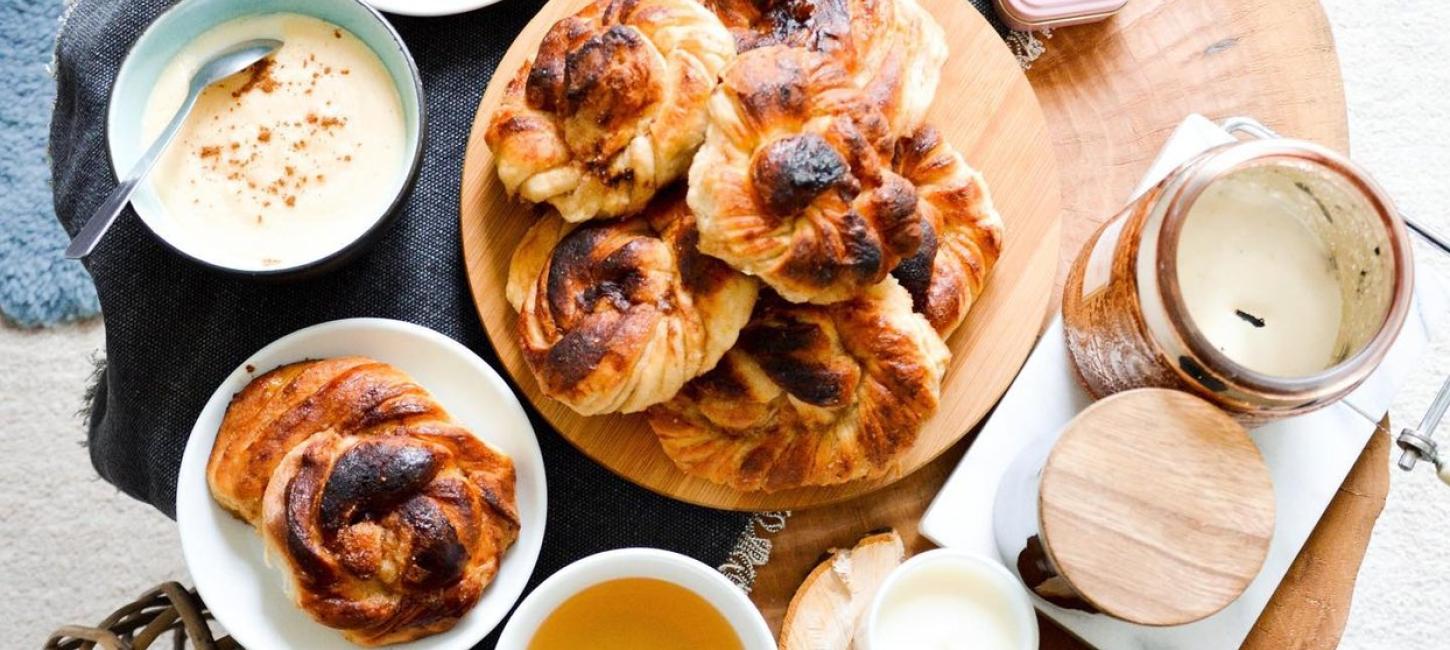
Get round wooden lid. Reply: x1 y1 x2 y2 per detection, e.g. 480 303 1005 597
1038 388 1275 626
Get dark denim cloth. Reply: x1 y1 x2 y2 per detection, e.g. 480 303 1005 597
50 0 998 645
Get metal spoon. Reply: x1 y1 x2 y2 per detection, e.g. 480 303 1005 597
65 38 284 259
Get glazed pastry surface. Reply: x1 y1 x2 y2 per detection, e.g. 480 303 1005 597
207 358 518 646
704 0 947 136
485 0 736 222
648 278 948 491
688 45 921 304
507 189 759 415
890 124 1005 337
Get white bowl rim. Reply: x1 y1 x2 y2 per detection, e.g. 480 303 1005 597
861 548 1039 650
365 0 506 17
105 0 425 277
175 317 547 649
495 547 776 649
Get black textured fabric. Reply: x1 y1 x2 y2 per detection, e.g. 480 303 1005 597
969 0 1009 33
50 0 998 645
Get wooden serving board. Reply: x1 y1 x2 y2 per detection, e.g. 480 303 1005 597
754 1 1378 648
460 0 1062 509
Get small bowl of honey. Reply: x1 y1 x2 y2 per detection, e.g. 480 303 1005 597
496 548 774 650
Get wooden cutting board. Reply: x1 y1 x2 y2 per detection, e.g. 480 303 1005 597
459 0 1062 510
754 1 1379 648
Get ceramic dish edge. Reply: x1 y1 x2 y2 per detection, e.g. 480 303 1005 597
175 318 546 649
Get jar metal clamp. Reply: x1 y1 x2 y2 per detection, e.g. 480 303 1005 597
1218 116 1450 485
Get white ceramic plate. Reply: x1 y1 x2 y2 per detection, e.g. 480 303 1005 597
175 318 547 649
364 0 502 17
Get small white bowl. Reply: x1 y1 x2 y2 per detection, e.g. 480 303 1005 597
496 548 776 649
175 318 547 649
365 0 506 16
860 549 1038 650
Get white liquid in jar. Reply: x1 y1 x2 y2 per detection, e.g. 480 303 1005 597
870 563 1024 650
1176 166 1347 378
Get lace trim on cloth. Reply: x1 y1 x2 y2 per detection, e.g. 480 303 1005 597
80 353 105 427
718 511 792 592
1008 28 1051 69
48 0 80 166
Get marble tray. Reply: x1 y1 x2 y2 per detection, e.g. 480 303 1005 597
918 114 1448 650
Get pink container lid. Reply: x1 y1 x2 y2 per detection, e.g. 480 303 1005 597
994 0 1128 31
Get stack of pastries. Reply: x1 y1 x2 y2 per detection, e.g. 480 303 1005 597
207 358 519 645
486 0 1003 492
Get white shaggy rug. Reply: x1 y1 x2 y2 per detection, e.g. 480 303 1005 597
2 1 1446 646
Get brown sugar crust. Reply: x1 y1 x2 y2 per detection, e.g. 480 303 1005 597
890 124 1005 337
484 0 737 223
648 278 948 491
207 358 518 646
688 46 920 305
703 0 946 135
506 189 759 415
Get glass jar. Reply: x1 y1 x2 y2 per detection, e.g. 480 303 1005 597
1063 138 1413 422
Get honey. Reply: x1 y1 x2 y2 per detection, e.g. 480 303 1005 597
528 578 743 650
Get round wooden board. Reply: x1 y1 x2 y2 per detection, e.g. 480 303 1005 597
459 0 1061 510
749 1 1370 647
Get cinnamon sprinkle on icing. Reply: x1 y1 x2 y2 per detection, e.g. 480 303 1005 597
231 57 278 98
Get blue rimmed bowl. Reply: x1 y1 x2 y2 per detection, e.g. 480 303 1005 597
107 0 424 279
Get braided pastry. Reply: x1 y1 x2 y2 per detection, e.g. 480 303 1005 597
705 0 947 136
890 125 1004 337
484 0 736 223
507 189 759 415
687 45 921 304
648 277 948 491
206 358 518 645
209 357 415 525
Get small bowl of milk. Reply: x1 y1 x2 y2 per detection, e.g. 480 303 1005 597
860 549 1038 650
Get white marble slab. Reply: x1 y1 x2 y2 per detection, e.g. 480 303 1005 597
919 115 1448 650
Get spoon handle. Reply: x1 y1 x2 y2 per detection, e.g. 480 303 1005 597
65 91 200 259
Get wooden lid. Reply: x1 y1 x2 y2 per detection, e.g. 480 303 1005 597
1039 388 1274 626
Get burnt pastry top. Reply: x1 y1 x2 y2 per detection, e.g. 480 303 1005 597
687 45 922 305
206 357 518 646
264 426 517 646
704 0 946 136
485 0 736 223
507 189 759 415
890 124 1005 337
648 277 949 491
